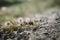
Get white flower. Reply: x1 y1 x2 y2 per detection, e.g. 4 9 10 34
2 21 12 28
17 17 24 24
24 17 31 23
4 21 11 26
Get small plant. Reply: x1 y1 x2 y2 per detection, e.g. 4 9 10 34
0 16 47 33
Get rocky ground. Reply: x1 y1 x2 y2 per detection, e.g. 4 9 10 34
0 9 60 40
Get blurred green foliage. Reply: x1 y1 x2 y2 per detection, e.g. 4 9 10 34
1 0 27 3
1 0 60 6
0 0 60 23
4 0 15 3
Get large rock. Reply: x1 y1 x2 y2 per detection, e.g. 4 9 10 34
27 10 60 40
0 10 60 40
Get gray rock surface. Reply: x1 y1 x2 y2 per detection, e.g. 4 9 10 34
0 10 60 40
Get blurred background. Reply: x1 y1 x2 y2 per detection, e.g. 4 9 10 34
0 0 60 23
